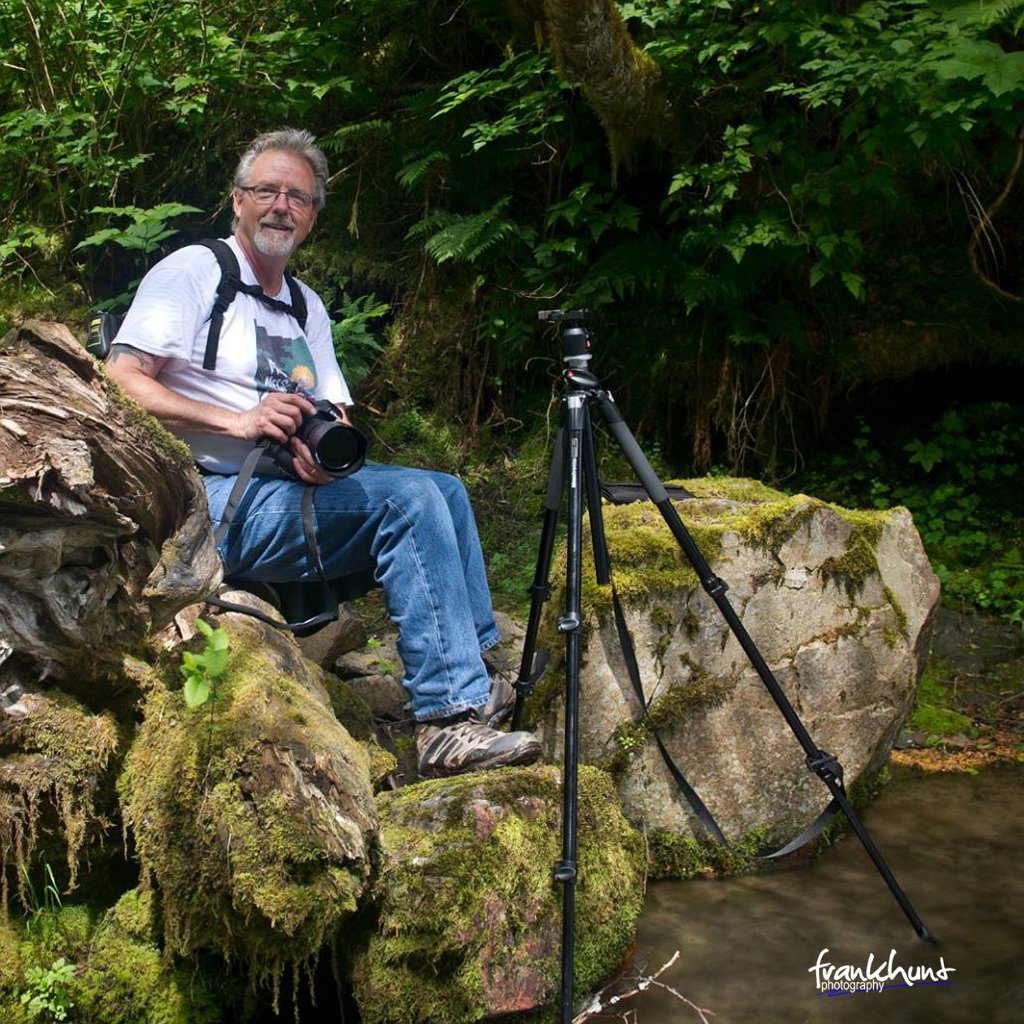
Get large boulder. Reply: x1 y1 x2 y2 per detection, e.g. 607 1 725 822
351 764 646 1024
534 479 940 852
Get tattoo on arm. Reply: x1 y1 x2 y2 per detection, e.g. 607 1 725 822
107 343 158 370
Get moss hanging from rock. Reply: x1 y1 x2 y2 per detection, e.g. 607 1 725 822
0 690 119 912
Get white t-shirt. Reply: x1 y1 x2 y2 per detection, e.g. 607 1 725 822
115 236 352 474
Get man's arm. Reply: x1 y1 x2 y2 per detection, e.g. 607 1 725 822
105 343 312 445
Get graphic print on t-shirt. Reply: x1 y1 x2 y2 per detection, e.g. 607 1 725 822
254 323 319 396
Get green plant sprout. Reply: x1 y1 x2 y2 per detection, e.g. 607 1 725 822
19 861 63 935
180 619 230 708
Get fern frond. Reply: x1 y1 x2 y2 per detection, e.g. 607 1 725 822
410 198 535 265
396 151 448 190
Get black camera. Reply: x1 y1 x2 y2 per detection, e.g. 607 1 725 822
257 399 368 481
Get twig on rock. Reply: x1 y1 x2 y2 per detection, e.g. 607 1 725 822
571 950 714 1024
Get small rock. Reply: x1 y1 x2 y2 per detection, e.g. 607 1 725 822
296 603 367 668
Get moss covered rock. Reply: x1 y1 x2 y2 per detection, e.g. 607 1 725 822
534 479 940 863
351 764 645 1024
119 616 378 988
0 897 222 1024
0 688 119 911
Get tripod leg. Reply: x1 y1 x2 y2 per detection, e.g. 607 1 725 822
555 393 588 1022
594 393 933 942
582 413 611 585
510 425 565 732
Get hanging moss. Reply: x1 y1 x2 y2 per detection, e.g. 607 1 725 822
884 586 909 637
601 660 736 778
819 523 885 601
0 691 119 913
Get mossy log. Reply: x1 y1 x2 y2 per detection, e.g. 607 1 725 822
0 320 221 690
119 614 379 988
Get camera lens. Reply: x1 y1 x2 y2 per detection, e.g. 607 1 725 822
303 421 367 476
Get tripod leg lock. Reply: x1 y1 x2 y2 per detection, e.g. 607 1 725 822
557 613 581 633
704 576 729 598
513 650 551 698
529 581 553 602
553 861 577 883
806 749 845 788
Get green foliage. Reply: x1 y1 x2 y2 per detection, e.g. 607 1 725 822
19 958 75 1023
328 289 390 391
795 401 1024 623
179 619 229 709
74 205 201 257
19 864 63 932
909 663 975 739
4 0 1024 473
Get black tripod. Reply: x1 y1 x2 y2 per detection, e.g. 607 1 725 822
509 309 932 1024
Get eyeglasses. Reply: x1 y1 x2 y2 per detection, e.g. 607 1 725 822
238 184 316 210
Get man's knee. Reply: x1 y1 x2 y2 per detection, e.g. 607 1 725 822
420 469 471 509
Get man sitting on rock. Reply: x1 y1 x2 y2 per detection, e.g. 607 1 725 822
105 127 540 779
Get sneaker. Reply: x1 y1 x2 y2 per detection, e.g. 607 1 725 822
416 713 541 779
472 658 518 728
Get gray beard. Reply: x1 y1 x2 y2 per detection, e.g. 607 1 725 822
254 223 296 258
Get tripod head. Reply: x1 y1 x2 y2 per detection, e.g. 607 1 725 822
538 308 592 369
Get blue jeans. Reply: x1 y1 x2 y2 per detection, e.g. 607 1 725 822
203 464 498 721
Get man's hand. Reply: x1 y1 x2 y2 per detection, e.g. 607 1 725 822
287 436 335 486
234 391 315 444
106 345 351 480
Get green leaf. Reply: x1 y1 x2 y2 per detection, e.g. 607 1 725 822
183 676 210 708
203 647 229 679
841 271 865 300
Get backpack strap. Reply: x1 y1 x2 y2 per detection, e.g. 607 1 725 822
198 239 241 371
196 238 310 371
283 269 308 331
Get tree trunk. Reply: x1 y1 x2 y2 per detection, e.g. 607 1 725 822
0 320 221 691
515 0 678 164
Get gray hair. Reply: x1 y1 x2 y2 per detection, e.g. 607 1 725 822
233 128 329 209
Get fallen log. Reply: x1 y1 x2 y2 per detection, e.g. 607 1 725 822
0 320 221 690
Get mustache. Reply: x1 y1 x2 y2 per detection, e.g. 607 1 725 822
258 216 297 230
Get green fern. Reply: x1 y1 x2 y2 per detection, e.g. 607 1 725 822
407 198 535 265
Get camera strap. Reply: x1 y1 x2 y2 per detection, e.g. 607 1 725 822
609 583 730 847
208 448 339 634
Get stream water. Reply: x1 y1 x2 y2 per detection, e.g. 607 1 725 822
616 764 1024 1024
